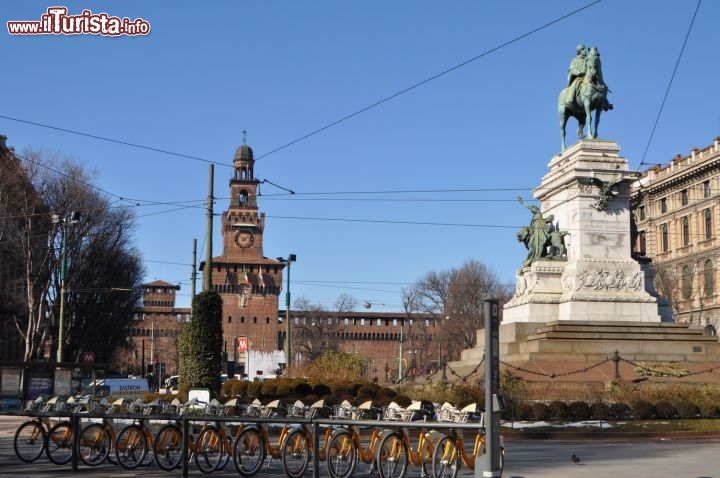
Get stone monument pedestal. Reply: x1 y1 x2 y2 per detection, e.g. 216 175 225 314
449 140 719 386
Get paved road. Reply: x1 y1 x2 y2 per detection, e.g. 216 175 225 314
2 416 720 477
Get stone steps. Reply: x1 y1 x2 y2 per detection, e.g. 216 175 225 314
526 321 716 342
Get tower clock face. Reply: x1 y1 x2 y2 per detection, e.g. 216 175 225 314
234 230 254 248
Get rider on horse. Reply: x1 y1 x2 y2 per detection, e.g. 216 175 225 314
565 44 587 108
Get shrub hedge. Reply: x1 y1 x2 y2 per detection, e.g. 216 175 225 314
210 377 720 422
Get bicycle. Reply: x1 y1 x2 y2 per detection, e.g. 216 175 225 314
153 397 248 473
325 399 386 478
43 395 77 465
194 397 251 472
280 399 334 478
232 399 294 477
75 397 127 466
13 397 52 463
374 400 440 478
431 403 505 478
114 398 168 469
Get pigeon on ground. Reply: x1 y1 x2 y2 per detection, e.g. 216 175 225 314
571 453 581 464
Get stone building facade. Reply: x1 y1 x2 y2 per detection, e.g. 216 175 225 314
632 137 720 332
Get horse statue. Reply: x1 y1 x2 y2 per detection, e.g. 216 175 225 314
558 47 613 150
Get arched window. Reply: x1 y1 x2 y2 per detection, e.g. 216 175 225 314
682 265 692 299
705 259 714 297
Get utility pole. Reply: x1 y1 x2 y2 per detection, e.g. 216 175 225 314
191 238 197 299
203 165 214 292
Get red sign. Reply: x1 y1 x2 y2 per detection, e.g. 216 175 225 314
236 336 248 353
82 351 95 363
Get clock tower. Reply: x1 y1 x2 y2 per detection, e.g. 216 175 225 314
223 142 264 257
210 138 286 376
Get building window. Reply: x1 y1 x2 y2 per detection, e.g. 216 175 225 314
705 180 712 198
681 189 689 206
705 208 713 240
660 198 667 213
376 318 381 326
360 318 365 326
638 231 646 255
682 216 690 246
682 265 692 299
638 206 645 220
661 223 669 252
705 260 714 297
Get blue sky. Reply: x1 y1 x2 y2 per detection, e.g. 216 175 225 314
3 1 719 311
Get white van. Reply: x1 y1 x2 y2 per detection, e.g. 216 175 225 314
83 378 150 399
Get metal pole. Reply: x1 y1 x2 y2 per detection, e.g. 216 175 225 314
284 259 292 368
191 238 197 299
478 300 501 478
203 165 214 292
398 320 403 383
56 223 68 363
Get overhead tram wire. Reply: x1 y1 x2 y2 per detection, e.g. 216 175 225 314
14 151 206 217
0 1 602 169
637 0 702 170
254 0 603 161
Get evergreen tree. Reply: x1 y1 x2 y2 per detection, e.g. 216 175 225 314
178 290 223 397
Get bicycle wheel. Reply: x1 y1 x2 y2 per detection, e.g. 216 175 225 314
77 423 110 466
326 428 357 478
45 421 74 465
115 424 148 469
432 435 459 478
195 426 224 474
233 427 266 477
154 424 183 471
13 420 46 463
375 431 408 478
281 428 310 478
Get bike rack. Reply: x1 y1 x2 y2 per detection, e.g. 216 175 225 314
3 403 490 478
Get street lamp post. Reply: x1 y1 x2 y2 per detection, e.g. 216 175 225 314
398 319 403 383
277 254 296 370
53 211 79 363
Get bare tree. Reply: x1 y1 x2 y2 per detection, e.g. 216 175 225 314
2 147 144 363
292 295 348 362
410 259 512 360
400 288 433 375
655 266 681 321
